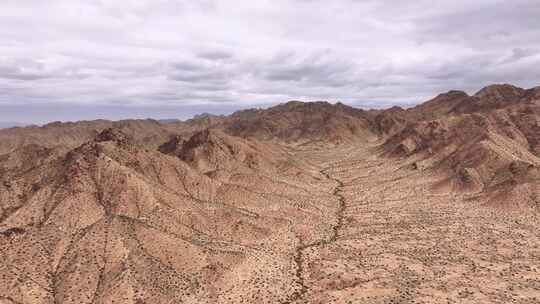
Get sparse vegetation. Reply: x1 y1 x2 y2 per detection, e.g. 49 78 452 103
1 85 539 303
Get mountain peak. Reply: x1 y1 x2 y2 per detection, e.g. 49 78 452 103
438 90 469 99
283 100 304 107
94 127 133 144
474 83 525 100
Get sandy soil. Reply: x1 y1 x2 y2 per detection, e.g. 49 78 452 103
1 137 539 304
288 142 540 304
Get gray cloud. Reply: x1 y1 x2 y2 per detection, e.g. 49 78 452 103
259 51 354 88
501 48 539 64
0 0 539 123
198 50 234 61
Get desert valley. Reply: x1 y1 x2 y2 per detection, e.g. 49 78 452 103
0 84 539 303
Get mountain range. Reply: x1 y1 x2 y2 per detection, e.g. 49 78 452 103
0 122 27 129
1 83 539 304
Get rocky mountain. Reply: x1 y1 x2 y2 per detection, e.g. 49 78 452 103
0 126 338 303
226 101 378 143
1 83 539 303
160 129 292 180
168 101 378 144
382 84 540 208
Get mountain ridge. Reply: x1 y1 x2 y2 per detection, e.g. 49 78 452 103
1 83 539 303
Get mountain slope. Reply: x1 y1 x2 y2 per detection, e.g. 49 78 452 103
382 85 540 209
0 127 339 303
169 101 378 144
1 83 540 303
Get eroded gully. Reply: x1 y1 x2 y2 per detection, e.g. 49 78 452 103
281 165 346 304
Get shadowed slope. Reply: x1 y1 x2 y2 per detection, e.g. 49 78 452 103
1 83 540 303
220 101 377 143
0 128 341 303
382 85 540 209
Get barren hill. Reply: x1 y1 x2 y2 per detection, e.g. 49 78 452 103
1 84 540 304
382 85 540 209
176 101 378 144
159 128 307 181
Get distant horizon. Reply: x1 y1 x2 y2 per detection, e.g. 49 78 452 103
1 82 537 126
2 0 539 124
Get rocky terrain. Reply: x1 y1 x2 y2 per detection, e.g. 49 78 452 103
382 84 540 209
1 83 539 303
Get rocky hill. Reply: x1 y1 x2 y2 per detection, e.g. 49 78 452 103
382 84 540 208
1 126 341 303
1 83 539 303
159 129 293 180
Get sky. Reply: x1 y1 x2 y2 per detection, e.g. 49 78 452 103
1 0 539 124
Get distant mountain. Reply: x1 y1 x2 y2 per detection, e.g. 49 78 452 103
224 101 377 143
0 121 26 129
158 118 180 124
177 101 378 144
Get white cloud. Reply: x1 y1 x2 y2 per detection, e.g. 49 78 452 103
0 0 539 122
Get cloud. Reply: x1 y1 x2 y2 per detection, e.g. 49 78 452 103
259 51 354 87
0 0 539 123
198 50 234 61
501 48 540 64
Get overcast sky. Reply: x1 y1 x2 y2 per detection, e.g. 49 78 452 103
1 0 540 124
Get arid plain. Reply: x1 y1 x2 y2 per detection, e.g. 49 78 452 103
1 84 539 303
